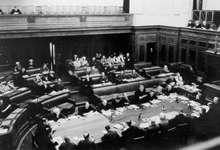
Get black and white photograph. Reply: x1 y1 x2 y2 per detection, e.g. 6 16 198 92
0 0 220 150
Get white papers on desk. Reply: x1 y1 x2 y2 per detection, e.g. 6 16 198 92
116 107 125 112
129 105 139 110
157 95 168 100
166 111 179 120
102 110 112 116
113 124 124 130
0 128 8 134
202 105 210 113
19 87 27 91
53 136 63 145
177 96 189 101
139 122 151 129
102 130 107 134
68 115 78 120
149 115 161 124
191 112 200 118
189 101 200 107
57 118 67 124
151 100 161 104
142 102 151 107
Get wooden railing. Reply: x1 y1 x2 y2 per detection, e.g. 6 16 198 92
0 14 133 31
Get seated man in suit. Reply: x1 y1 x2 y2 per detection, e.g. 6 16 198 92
187 20 194 28
129 69 141 79
117 63 126 71
59 136 77 150
14 61 22 72
97 100 111 113
201 21 209 29
164 84 175 95
99 72 109 84
194 20 201 29
147 90 157 101
134 85 148 104
101 125 120 149
0 9 3 15
77 132 96 150
35 118 58 149
175 72 184 86
82 75 93 95
111 95 129 110
122 120 144 142
10 6 22 14
163 65 170 73
116 70 126 84
90 66 99 75
41 63 50 73
54 78 66 91
78 102 96 116
46 107 66 122
147 120 160 135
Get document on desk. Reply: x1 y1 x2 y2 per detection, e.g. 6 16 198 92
149 115 161 124
113 124 124 130
0 128 8 134
151 100 161 104
139 122 151 129
166 111 179 120
102 110 112 116
142 102 151 107
129 105 139 109
68 115 78 120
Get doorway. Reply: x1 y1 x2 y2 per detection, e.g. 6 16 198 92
146 43 156 65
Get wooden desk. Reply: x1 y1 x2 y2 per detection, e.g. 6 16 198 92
155 72 175 78
52 96 197 144
142 66 161 71
123 77 145 83
91 82 114 89
177 85 201 97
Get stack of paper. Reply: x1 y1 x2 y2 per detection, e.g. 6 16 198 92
129 105 139 110
166 111 179 120
68 115 78 120
113 124 124 130
102 110 112 116
0 128 8 134
139 122 151 129
149 115 161 124
142 102 151 107
151 100 161 104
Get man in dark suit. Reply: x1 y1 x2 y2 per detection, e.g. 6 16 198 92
10 6 22 15
97 100 111 113
59 136 77 150
122 120 144 142
134 85 148 104
77 133 96 150
101 125 120 149
111 95 129 110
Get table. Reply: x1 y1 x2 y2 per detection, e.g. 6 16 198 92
123 77 145 83
0 87 29 97
142 66 161 71
80 74 101 80
52 95 200 144
91 82 114 89
155 72 175 78
177 85 201 97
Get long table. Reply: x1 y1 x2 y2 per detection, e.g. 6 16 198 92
52 95 201 144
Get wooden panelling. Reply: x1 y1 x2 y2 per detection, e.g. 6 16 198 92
0 14 133 32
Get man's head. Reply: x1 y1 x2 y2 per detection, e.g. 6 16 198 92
64 136 71 143
115 96 121 103
105 125 110 131
102 100 107 106
0 100 3 106
213 97 219 104
83 132 90 140
85 102 90 109
139 85 144 92
126 120 132 126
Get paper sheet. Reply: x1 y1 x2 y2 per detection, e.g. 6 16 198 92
142 102 151 107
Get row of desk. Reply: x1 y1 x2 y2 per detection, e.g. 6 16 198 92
52 93 205 145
